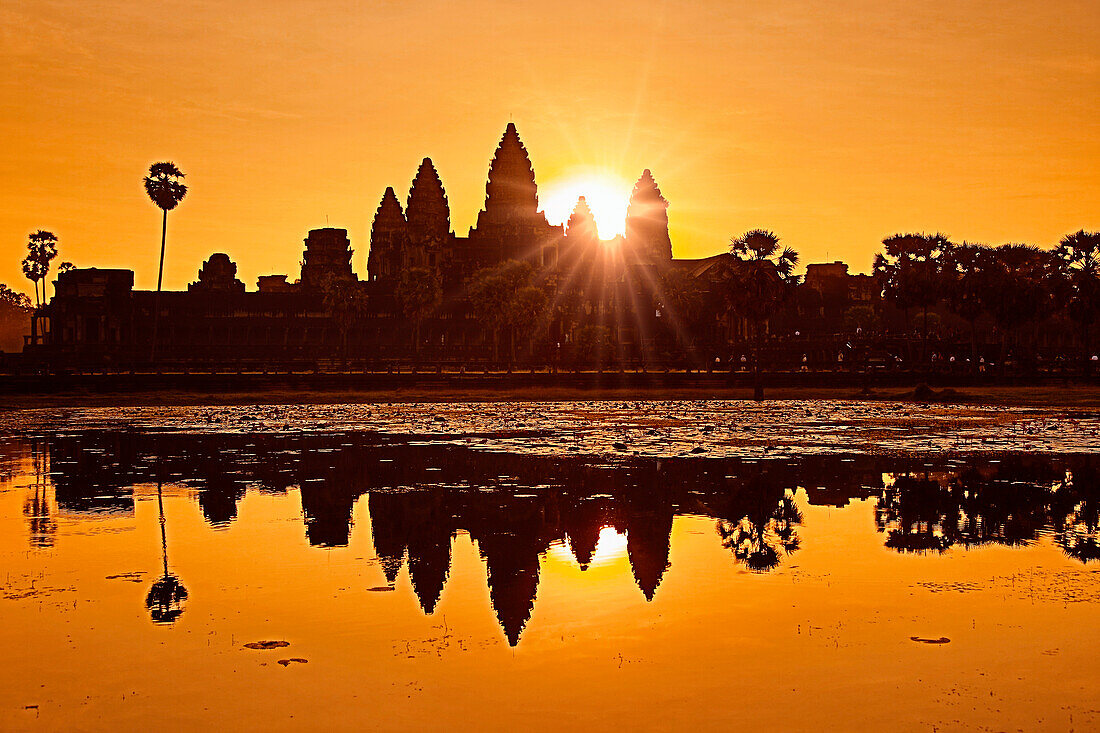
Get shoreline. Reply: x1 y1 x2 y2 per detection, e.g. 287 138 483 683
2 383 1100 410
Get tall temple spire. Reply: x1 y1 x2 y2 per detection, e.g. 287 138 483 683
475 122 543 231
372 186 406 233
566 196 598 241
367 187 407 282
406 157 451 245
625 169 673 265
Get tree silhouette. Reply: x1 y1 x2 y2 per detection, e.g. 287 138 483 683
716 475 802 572
57 261 75 275
22 230 58 306
725 229 799 399
0 284 31 310
942 242 992 367
1050 464 1100 563
875 474 955 553
21 256 44 307
1055 230 1100 375
656 267 705 355
144 162 188 362
466 260 540 364
874 232 950 360
146 478 188 623
0 285 33 352
397 266 442 357
981 244 1057 373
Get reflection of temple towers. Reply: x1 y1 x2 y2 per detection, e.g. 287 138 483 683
563 496 609 571
195 457 246 527
478 530 542 647
23 441 56 549
300 227 357 288
299 481 358 547
624 502 674 601
368 492 409 583
404 492 454 614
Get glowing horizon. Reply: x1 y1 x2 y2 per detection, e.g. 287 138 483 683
2 1 1097 295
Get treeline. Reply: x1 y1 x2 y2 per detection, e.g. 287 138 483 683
871 230 1100 366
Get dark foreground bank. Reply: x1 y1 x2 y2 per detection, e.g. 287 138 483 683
1 369 1099 409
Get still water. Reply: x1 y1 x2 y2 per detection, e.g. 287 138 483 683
2 403 1099 731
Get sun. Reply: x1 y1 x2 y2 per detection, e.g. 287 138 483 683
540 169 633 239
588 526 629 565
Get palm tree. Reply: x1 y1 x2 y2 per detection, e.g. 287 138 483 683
1055 230 1100 376
725 229 799 400
466 260 536 365
21 256 45 307
873 232 951 363
981 244 1057 374
144 162 188 362
22 230 58 306
942 242 992 369
655 267 705 357
715 472 802 572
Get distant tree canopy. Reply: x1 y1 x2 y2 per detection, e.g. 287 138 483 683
0 283 33 353
873 232 950 329
22 230 58 306
724 229 800 399
397 266 442 353
1057 230 1100 335
467 260 547 361
143 162 188 212
724 229 799 326
979 243 1058 338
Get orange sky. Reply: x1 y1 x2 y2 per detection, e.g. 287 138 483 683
3 0 1097 294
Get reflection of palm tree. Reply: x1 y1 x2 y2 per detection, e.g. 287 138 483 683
1052 466 1100 563
146 478 188 623
875 475 954 553
23 440 56 549
716 478 802 572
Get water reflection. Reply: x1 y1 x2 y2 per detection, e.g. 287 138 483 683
2 433 1098 646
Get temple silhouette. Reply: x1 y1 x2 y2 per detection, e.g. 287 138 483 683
6 432 1097 644
21 122 877 368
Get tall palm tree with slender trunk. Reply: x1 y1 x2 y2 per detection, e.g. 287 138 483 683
144 162 188 362
1055 230 1100 377
22 230 58 306
873 232 951 365
725 229 799 400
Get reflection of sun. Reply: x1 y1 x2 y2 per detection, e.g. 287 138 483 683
589 526 629 565
540 170 633 238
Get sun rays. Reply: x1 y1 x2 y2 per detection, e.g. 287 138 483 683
540 169 634 239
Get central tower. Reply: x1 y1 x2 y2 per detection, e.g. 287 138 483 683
477 122 540 229
468 123 560 267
